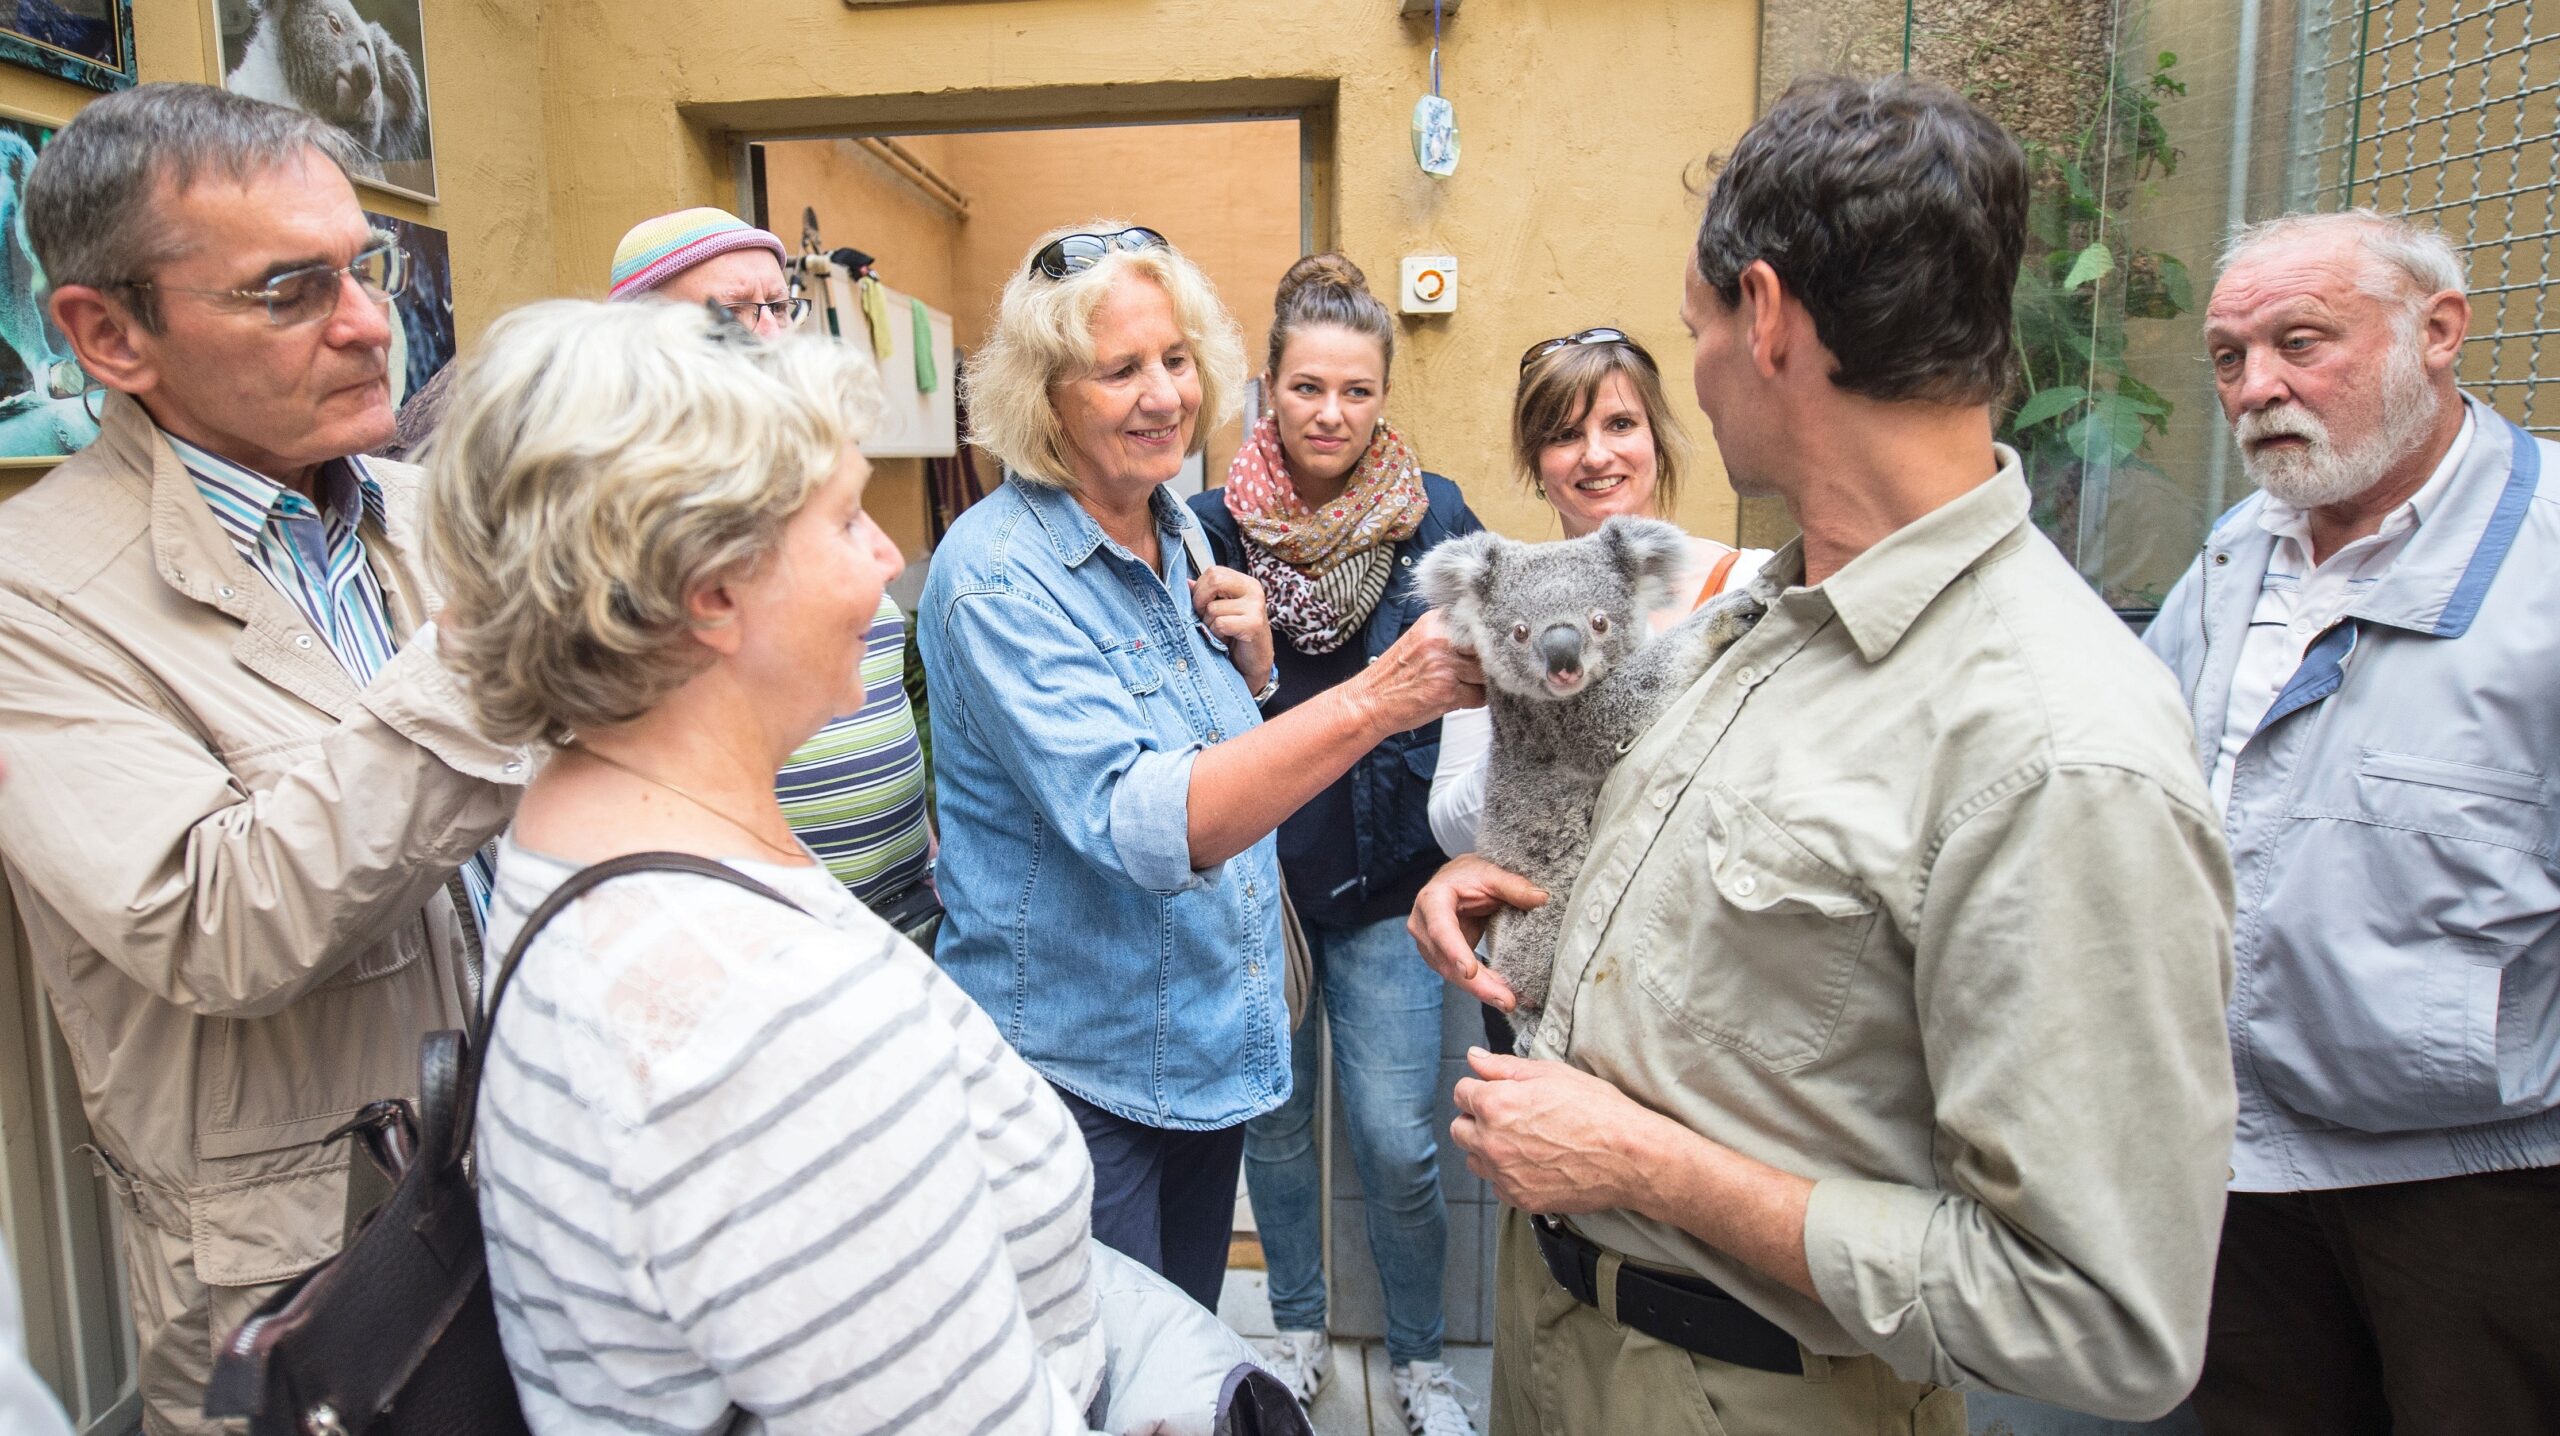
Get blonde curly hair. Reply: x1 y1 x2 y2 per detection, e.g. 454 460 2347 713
965 220 1247 490
420 299 883 746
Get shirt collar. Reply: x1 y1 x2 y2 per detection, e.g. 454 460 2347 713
1756 445 2033 663
1018 474 1197 570
2256 407 2474 553
167 430 388 553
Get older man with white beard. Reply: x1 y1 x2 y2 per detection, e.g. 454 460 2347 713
2146 210 2560 1436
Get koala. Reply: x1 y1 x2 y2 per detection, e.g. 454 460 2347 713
228 0 429 174
1416 516 1762 1041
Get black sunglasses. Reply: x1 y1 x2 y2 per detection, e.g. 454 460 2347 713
1027 226 1172 280
1519 327 1658 373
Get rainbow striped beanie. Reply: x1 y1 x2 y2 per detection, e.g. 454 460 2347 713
608 208 790 299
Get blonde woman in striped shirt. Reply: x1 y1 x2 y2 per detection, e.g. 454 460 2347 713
423 300 1279 1434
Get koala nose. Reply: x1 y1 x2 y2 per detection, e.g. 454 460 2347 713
1538 624 1584 680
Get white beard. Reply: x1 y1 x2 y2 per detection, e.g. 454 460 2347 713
2235 333 2441 509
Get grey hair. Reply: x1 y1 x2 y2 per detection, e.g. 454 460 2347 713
24 82 362 331
2220 209 2469 312
421 299 885 747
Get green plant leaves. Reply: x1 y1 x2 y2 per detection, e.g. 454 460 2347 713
2064 242 2115 290
2010 385 2090 430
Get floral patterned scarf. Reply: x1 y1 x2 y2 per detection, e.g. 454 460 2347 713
1223 412 1428 654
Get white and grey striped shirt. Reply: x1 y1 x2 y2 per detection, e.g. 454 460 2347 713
477 840 1105 1434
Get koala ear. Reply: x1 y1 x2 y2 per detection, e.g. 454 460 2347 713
370 22 424 129
1599 516 1693 616
1414 531 1499 641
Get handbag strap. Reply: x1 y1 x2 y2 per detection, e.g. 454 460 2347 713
447 851 805 1168
1693 547 1744 610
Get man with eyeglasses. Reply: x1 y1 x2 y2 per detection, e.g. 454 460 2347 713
0 84 527 1435
595 207 943 933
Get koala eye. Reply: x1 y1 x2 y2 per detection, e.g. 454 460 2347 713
327 12 344 32
1590 611 1611 634
1509 622 1531 644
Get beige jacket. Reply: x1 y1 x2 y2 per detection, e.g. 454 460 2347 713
0 394 525 1290
1537 456 2238 1421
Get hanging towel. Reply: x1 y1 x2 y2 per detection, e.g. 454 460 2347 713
911 298 939 394
857 274 894 357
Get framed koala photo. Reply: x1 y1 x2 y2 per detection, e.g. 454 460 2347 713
215 0 436 204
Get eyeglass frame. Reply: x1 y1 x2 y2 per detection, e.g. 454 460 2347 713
718 296 813 327
1026 226 1172 280
112 234 412 328
1518 327 1658 373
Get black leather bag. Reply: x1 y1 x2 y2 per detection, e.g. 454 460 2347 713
205 852 789 1436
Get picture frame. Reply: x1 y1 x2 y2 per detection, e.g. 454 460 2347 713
0 108 103 469
216 0 438 205
0 0 136 94
365 211 454 410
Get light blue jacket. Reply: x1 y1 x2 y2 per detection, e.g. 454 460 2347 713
2146 396 2560 1190
918 477 1288 1131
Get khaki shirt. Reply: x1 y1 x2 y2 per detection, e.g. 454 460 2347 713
1535 455 2238 1419
0 394 526 1287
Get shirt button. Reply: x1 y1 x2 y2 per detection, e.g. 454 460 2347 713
1736 665 1759 685
1209 729 1223 741
217 585 235 599
293 634 314 649
1246 881 1257 897
503 759 524 775
1734 874 1759 897
2213 552 2231 566
1651 790 1671 809
1177 658 1190 672
1585 907 1603 926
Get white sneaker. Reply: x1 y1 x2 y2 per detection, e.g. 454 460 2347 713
1260 1328 1330 1406
1392 1359 1479 1436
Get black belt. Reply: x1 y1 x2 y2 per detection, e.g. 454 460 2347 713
1531 1214 1804 1375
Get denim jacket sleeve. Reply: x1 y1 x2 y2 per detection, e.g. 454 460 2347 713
933 582 1209 897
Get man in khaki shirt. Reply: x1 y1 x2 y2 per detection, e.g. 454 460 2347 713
1412 75 2238 1433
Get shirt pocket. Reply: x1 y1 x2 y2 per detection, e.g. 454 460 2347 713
1100 636 1168 697
1634 782 1880 1073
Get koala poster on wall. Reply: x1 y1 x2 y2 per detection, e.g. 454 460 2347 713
365 212 455 407
218 0 436 203
0 117 102 465
0 0 136 92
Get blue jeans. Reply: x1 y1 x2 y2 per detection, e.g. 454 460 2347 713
1243 913 1450 1365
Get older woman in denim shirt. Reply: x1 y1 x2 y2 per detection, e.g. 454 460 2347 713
919 223 1481 1310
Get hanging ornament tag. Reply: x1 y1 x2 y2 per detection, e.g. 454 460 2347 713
1413 94 1460 177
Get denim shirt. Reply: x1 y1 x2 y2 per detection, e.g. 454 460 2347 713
918 477 1288 1130
2147 397 2560 1190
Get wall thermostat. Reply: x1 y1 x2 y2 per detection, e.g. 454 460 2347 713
1400 255 1458 314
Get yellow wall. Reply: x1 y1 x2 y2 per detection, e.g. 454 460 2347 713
543 0 1760 543
3 0 1761 540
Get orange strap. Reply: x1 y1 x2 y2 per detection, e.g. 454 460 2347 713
1692 548 1743 610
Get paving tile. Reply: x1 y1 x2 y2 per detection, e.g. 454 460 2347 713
1446 1344 1495 1431
1365 1342 1402 1435
1218 1267 1277 1339
1305 1339 1370 1436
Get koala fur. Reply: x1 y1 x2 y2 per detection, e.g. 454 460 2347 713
1416 517 1762 1040
227 0 428 176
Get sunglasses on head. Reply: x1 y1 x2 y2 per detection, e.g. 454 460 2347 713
1519 327 1658 372
1027 227 1172 280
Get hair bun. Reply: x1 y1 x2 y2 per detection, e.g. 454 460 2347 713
1277 252 1370 308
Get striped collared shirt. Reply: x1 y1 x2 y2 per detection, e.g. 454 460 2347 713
172 432 496 929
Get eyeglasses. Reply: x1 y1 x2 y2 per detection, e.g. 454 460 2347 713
121 237 410 328
1027 227 1171 280
721 297 812 327
1519 327 1658 372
